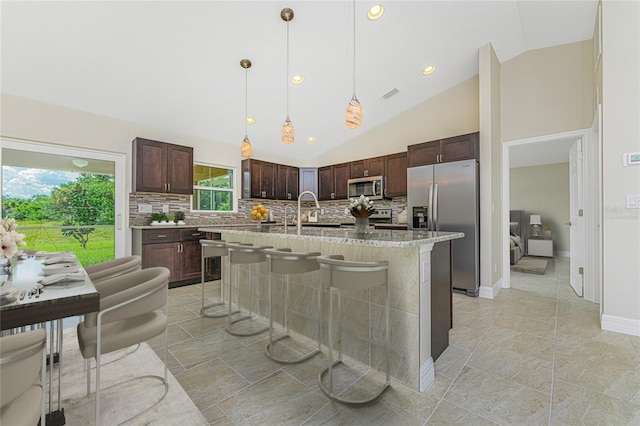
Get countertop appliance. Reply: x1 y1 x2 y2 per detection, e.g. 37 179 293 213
408 159 479 296
347 175 384 200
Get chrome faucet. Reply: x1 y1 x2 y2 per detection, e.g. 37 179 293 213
297 191 320 236
284 203 296 232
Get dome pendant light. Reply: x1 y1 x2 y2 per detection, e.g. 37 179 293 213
240 59 253 159
281 8 295 145
346 0 363 129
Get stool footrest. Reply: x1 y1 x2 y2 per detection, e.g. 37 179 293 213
227 315 269 336
318 361 389 405
201 302 237 318
265 335 320 364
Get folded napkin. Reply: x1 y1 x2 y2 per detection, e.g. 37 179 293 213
43 256 77 265
41 264 81 276
39 272 86 286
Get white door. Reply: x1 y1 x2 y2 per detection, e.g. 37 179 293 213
569 140 585 296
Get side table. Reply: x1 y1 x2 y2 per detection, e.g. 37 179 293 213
528 239 553 257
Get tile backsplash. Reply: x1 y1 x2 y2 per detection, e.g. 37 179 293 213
129 193 407 226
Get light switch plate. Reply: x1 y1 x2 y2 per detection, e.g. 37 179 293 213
626 194 640 208
162 204 169 213
138 204 152 213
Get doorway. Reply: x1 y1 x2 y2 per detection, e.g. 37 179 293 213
0 138 126 261
501 128 601 304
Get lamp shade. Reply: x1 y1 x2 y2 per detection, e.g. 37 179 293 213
345 96 363 129
530 214 542 225
281 117 295 144
241 136 252 158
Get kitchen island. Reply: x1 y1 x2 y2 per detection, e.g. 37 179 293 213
198 225 463 392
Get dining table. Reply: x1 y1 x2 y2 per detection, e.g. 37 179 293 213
0 252 100 426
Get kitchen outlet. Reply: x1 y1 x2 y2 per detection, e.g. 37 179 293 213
138 204 152 213
344 208 349 215
321 209 325 215
162 204 169 213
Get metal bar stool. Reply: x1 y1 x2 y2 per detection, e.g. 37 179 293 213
226 243 273 336
264 248 322 363
199 240 242 318
316 255 390 404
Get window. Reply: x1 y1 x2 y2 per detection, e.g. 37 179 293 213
192 164 234 212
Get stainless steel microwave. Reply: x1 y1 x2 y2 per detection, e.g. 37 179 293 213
347 176 385 200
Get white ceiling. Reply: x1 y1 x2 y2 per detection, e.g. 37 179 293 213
1 1 597 163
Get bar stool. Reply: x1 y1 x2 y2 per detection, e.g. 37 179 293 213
316 255 390 404
226 243 273 336
264 248 322 363
199 240 241 318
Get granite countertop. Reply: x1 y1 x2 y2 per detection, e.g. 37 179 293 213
197 225 463 248
130 223 259 230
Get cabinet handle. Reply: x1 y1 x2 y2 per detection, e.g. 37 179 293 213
156 234 167 238
167 183 171 191
364 170 369 177
191 233 201 237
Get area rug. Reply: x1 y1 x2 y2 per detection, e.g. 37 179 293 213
511 256 549 275
52 328 207 425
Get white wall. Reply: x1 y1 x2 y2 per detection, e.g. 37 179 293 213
510 163 570 254
601 0 640 334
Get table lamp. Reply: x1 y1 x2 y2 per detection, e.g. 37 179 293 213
530 214 542 238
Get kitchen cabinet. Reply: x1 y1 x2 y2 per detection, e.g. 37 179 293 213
276 165 299 200
350 156 385 178
133 228 220 288
408 132 479 167
242 159 277 199
132 137 193 194
318 162 350 200
384 152 408 197
299 168 318 201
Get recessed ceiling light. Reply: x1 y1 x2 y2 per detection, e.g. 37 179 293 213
368 4 384 20
291 75 304 84
72 158 88 168
245 117 255 125
307 137 316 143
422 65 436 75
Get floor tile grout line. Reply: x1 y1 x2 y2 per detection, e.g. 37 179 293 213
547 257 562 426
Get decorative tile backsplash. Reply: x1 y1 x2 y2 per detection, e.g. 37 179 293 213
129 193 407 226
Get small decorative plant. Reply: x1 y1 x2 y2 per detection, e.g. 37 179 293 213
348 195 374 218
174 211 185 222
150 213 167 223
167 214 175 223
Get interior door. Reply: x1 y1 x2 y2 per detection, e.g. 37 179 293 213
569 140 585 297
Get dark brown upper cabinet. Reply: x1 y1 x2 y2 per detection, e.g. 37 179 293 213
408 132 479 168
276 164 299 200
133 137 193 194
350 156 385 178
241 159 277 199
384 152 408 197
318 162 350 200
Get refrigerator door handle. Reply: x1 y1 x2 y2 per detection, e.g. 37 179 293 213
433 183 439 231
428 183 434 230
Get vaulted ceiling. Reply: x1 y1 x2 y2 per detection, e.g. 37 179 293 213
1 1 597 161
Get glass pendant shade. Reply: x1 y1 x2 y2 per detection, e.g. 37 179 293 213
241 135 252 158
345 96 363 129
281 117 295 145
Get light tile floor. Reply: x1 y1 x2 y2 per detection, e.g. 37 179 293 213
149 257 640 425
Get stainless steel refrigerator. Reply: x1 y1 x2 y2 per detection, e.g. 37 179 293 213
408 159 480 296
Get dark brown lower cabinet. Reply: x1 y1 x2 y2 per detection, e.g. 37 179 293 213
431 240 452 362
133 227 220 288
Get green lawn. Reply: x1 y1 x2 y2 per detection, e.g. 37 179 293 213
18 221 115 267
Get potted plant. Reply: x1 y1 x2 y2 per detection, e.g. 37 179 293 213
150 213 165 225
167 214 175 225
174 211 186 225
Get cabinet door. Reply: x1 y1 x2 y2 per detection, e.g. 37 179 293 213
276 165 288 200
287 166 299 200
317 166 334 200
142 242 178 282
166 144 194 194
384 152 408 197
441 132 478 163
249 160 263 198
333 163 350 199
408 140 440 167
366 156 385 177
350 160 366 178
180 240 203 281
299 168 318 201
133 138 166 193
261 161 277 199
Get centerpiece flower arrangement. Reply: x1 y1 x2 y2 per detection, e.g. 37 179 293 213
1 218 26 274
349 195 374 234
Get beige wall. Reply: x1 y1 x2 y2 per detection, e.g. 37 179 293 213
311 76 479 166
601 0 640 326
510 163 570 253
501 41 594 143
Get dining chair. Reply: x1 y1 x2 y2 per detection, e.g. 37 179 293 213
84 255 142 286
0 328 47 426
76 266 170 426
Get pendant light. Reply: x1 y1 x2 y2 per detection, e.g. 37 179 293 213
240 59 253 159
281 8 295 144
346 0 363 129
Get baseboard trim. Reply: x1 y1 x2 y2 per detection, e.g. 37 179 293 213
479 279 502 299
601 314 640 337
556 251 570 258
420 358 434 392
